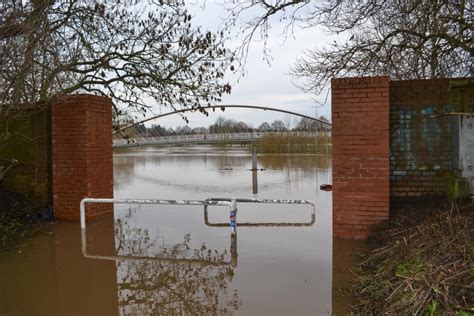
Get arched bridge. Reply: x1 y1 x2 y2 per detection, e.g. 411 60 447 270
113 104 332 148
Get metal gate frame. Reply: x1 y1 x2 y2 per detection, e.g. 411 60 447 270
80 197 316 266
203 198 315 227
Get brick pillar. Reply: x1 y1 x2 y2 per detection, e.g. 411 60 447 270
52 94 113 221
332 76 390 238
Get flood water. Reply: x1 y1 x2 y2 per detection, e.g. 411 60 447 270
0 145 365 315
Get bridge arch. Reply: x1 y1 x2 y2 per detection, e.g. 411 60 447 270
113 104 331 135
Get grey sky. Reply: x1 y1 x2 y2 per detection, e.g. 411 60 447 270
152 1 336 129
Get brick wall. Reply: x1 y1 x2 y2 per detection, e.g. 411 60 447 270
390 79 457 197
332 77 390 239
0 108 51 206
52 95 113 220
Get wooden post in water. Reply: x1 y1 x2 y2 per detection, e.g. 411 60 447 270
251 145 258 194
252 145 258 171
252 170 258 194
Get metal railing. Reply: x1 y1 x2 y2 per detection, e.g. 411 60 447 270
113 131 331 148
80 198 237 266
203 198 315 227
80 197 316 266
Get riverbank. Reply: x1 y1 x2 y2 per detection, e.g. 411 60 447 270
0 189 43 253
351 198 473 314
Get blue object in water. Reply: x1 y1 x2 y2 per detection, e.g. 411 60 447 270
38 206 53 222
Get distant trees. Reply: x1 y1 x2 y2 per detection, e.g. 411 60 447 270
271 120 287 131
0 0 234 119
209 117 252 133
127 116 328 137
287 115 330 131
295 118 316 131
191 127 207 135
149 125 168 136
174 125 193 135
318 115 329 123
257 122 271 132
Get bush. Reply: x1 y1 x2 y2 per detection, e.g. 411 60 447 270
0 189 41 253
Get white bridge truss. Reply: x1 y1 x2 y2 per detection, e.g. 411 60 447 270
113 131 331 148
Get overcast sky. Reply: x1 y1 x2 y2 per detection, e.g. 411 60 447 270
153 1 336 129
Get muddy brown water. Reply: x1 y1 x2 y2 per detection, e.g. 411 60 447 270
0 145 365 316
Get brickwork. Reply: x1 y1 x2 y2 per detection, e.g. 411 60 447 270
0 108 51 206
52 95 113 220
390 79 455 197
332 76 390 239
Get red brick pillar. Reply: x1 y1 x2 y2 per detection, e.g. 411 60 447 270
332 76 390 238
52 94 113 221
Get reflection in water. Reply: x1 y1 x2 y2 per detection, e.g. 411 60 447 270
114 207 241 315
332 238 367 315
114 146 331 195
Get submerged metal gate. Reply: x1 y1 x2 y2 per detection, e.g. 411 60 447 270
80 197 316 266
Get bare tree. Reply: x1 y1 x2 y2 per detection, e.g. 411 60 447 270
0 0 234 119
295 117 319 131
271 119 287 131
222 0 473 93
257 121 271 131
318 115 329 123
209 116 252 133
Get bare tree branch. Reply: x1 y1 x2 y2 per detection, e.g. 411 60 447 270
222 0 473 94
0 0 236 119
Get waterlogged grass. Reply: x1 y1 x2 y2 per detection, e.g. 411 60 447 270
258 134 332 154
